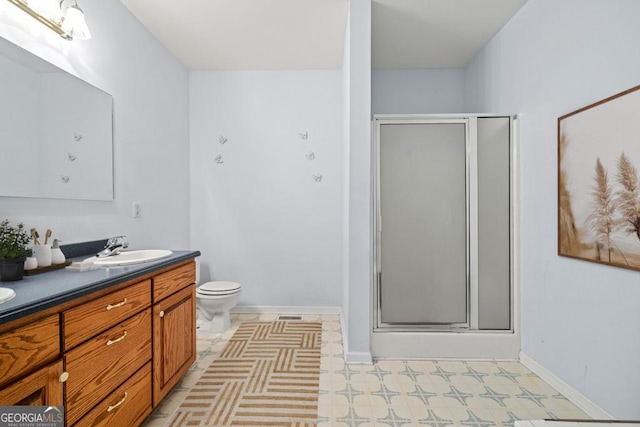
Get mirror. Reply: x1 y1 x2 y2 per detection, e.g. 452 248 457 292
0 37 114 201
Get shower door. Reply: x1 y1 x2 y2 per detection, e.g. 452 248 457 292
377 121 469 326
374 116 512 332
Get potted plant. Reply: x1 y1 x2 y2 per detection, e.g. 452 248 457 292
0 219 31 282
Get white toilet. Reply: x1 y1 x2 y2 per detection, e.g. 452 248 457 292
196 281 241 332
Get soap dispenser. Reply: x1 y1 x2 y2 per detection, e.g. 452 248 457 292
51 239 66 264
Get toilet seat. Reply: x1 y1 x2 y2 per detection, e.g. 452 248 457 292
196 281 241 332
197 281 241 296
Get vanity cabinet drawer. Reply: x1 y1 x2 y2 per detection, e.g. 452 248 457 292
65 308 152 426
153 261 195 302
63 279 151 350
73 362 152 427
0 314 59 387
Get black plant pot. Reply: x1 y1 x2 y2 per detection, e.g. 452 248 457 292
0 256 26 282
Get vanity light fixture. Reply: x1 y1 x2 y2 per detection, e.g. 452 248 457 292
28 0 63 21
6 0 91 40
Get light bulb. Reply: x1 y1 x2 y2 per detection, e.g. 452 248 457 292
62 3 91 40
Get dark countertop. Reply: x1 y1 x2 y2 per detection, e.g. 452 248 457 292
0 249 200 326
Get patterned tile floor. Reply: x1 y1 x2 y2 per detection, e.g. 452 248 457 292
143 313 590 427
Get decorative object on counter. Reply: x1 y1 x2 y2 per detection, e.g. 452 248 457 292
312 174 323 182
24 259 72 275
74 132 84 141
24 256 38 270
306 151 315 161
68 152 77 162
61 175 70 183
0 219 31 282
30 227 40 245
24 231 70 274
51 239 66 264
30 227 53 267
215 155 224 164
299 131 308 140
33 244 52 268
44 229 52 245
6 0 92 41
219 135 228 144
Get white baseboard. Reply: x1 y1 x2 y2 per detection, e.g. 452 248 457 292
519 352 614 419
340 312 349 363
346 351 373 364
231 305 342 315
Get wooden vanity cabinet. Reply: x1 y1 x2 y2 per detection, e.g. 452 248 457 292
64 308 152 425
0 259 197 427
0 314 60 387
62 280 151 351
152 262 196 406
0 314 64 407
73 362 152 427
0 360 64 407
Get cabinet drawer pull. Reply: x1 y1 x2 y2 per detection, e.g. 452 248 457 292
106 392 128 412
59 372 69 383
106 331 127 346
106 298 127 311
159 310 165 318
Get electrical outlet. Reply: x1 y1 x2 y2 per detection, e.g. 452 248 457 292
133 202 141 218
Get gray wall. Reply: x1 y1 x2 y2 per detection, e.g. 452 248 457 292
466 0 640 418
372 69 465 114
189 70 343 308
344 0 373 363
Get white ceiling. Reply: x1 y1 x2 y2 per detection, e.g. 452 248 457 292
372 0 527 69
119 0 527 71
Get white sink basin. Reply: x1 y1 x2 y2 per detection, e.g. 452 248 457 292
84 249 173 266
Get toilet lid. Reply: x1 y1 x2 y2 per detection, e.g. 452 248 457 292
198 281 241 295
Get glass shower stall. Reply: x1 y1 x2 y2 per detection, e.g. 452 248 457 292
372 115 519 359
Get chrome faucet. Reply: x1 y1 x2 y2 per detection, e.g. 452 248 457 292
96 236 129 258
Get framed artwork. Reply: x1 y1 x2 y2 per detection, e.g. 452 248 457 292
558 84 640 270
